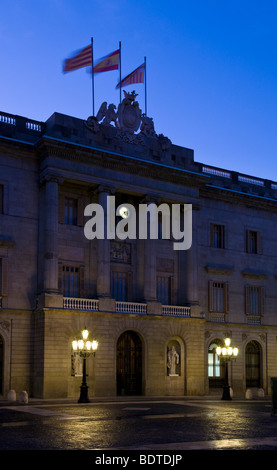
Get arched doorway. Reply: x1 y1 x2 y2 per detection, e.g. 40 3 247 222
245 340 261 388
116 331 142 396
208 339 224 391
0 336 3 395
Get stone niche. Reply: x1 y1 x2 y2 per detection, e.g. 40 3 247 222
165 339 184 396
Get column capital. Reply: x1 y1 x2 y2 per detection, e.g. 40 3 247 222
89 184 116 197
40 170 64 186
140 193 161 204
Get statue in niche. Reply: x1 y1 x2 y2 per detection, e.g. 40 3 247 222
71 354 82 376
167 345 180 376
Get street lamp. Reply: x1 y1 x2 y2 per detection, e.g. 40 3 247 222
72 328 98 403
216 338 239 401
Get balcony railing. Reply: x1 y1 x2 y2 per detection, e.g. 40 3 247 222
162 305 191 317
63 297 99 311
63 298 191 318
115 301 147 314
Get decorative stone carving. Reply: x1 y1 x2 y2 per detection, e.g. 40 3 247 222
158 134 172 151
117 129 145 146
117 91 141 132
140 115 156 137
96 102 118 127
0 320 10 331
84 115 99 133
85 90 172 150
110 242 131 263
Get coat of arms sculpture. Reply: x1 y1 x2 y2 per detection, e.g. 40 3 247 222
85 90 171 149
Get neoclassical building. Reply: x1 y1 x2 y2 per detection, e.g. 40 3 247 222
1 93 277 399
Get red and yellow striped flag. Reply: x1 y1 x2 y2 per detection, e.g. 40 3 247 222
63 45 92 72
116 63 145 89
94 49 120 73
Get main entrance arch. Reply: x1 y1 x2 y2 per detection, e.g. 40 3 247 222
116 330 142 396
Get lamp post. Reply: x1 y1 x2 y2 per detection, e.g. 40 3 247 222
216 338 239 401
72 328 98 403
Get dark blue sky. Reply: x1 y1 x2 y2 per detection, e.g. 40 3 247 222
1 0 277 180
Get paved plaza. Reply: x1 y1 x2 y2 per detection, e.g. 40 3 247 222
0 395 277 453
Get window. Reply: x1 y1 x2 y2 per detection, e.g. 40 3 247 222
64 197 77 225
61 266 80 297
59 194 83 226
210 223 225 248
208 281 229 313
157 276 172 305
245 286 264 316
111 271 130 301
245 341 261 387
0 258 8 298
0 185 3 214
246 230 262 254
208 342 222 377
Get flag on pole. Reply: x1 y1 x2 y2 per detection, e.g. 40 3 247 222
116 63 145 89
63 46 119 74
94 49 120 73
63 45 92 72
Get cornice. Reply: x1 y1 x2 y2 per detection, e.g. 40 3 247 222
200 184 277 211
35 136 209 188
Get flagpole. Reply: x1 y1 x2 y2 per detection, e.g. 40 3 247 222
91 37 95 116
119 41 122 105
144 56 147 116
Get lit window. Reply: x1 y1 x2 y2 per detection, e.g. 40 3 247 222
208 342 222 377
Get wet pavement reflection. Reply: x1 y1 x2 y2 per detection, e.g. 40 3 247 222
0 398 277 450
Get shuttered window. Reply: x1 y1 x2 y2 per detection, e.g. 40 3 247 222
58 264 84 298
0 258 8 297
210 224 225 249
59 194 83 226
111 271 132 301
245 286 264 316
157 276 174 305
208 281 229 313
246 230 262 254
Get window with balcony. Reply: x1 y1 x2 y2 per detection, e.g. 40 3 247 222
59 264 84 298
111 271 131 301
157 276 172 305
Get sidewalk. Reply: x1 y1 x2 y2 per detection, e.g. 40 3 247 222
0 393 272 407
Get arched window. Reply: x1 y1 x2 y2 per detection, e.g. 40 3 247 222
246 341 261 388
208 340 224 389
208 341 222 377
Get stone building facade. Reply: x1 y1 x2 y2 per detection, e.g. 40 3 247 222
0 94 277 399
